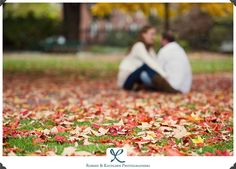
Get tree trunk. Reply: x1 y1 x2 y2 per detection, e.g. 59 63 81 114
164 3 170 31
63 3 81 41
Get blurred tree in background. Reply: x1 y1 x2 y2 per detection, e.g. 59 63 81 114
3 3 233 52
3 3 63 50
91 3 233 51
63 4 81 41
4 3 61 19
91 3 232 29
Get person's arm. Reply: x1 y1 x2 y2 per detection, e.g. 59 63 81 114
133 42 167 78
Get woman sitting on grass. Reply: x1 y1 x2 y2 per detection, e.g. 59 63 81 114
117 25 192 93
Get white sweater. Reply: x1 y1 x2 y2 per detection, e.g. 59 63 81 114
156 42 192 93
117 42 166 88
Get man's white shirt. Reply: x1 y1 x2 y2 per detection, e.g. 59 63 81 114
156 42 192 93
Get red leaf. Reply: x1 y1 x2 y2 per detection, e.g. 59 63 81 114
92 123 100 129
33 138 45 144
205 152 215 156
55 136 66 143
57 126 66 133
20 110 29 116
108 127 118 136
165 147 184 156
215 150 231 156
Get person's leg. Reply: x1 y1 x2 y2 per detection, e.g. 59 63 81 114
123 66 145 90
140 71 153 87
123 64 158 90
139 64 158 80
123 64 180 93
152 75 180 93
137 64 180 93
139 64 162 90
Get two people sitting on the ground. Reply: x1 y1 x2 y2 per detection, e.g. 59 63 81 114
117 25 192 93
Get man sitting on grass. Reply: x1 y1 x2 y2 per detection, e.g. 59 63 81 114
139 31 192 93
154 31 192 93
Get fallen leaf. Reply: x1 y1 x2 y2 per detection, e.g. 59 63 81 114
55 135 66 143
173 125 189 139
192 136 204 144
137 122 152 130
62 147 77 156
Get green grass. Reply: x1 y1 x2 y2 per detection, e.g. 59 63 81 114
7 136 40 154
87 45 127 54
74 121 91 127
76 143 112 154
194 140 233 155
4 117 115 155
3 53 233 78
3 55 118 78
190 58 233 73
4 117 233 156
7 135 112 155
18 119 55 130
46 141 74 155
6 135 233 156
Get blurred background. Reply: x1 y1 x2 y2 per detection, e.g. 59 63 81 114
3 3 233 78
3 3 233 53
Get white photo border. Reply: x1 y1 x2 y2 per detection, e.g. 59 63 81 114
0 1 235 169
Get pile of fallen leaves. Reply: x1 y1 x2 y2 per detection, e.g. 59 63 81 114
3 73 233 156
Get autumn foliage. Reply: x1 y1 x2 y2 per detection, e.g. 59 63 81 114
3 72 233 156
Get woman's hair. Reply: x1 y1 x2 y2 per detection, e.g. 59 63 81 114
128 25 156 53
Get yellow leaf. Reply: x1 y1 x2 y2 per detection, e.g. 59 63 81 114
192 136 204 144
36 128 43 132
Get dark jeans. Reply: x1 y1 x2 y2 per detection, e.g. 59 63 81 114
123 64 180 93
123 64 158 90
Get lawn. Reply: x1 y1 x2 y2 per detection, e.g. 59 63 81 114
3 52 233 77
3 52 233 156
